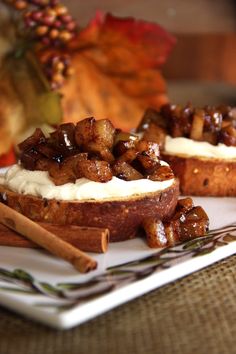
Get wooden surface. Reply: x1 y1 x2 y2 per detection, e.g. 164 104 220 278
167 81 236 106
64 0 236 33
163 33 236 84
64 1 236 84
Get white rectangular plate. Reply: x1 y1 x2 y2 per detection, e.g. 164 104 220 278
0 194 236 329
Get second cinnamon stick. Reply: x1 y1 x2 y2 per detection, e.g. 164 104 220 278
0 223 110 253
0 202 98 273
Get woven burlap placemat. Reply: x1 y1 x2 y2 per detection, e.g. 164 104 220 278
0 255 236 354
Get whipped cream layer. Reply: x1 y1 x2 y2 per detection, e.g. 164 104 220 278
0 164 174 201
165 136 236 159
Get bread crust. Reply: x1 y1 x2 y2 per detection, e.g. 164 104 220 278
163 154 236 196
0 180 179 242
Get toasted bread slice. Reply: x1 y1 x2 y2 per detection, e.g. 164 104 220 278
0 180 179 242
163 154 236 196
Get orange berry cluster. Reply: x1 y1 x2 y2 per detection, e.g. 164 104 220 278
6 0 77 45
43 53 73 89
4 0 77 89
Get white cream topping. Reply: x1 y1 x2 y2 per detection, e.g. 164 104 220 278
165 135 236 159
0 164 174 201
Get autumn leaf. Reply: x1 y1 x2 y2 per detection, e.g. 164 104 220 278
61 12 176 131
0 147 16 166
0 8 175 160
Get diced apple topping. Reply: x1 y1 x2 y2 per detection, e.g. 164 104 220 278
18 118 174 185
138 104 236 147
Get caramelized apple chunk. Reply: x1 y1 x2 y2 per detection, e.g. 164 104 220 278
49 162 76 186
50 123 76 149
18 128 46 152
93 119 116 149
112 161 143 181
74 118 116 164
204 106 222 131
136 140 160 160
179 206 209 241
142 123 167 149
190 110 205 141
176 197 194 212
201 131 218 145
74 117 94 146
35 144 63 163
98 148 115 164
219 125 236 146
137 107 167 132
76 159 113 183
20 149 42 171
49 154 90 185
114 131 138 145
35 157 54 171
147 165 174 181
164 220 181 246
113 140 136 158
136 154 160 173
63 153 88 176
142 218 168 248
173 200 209 242
117 148 139 163
75 118 115 151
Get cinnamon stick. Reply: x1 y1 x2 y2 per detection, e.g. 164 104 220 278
0 202 97 273
0 223 109 253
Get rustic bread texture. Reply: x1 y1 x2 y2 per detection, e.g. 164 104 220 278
0 180 179 242
163 154 236 196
